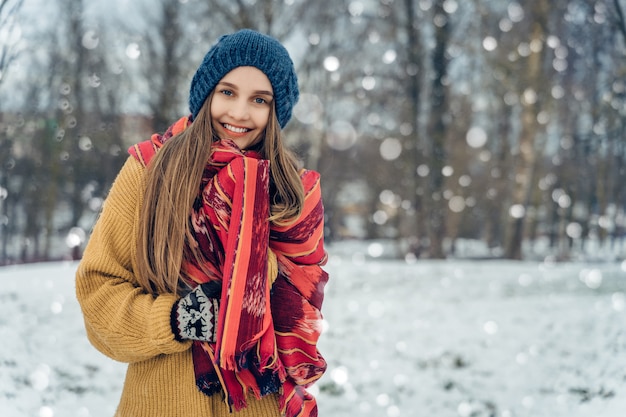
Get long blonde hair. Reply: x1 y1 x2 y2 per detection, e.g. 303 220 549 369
135 95 304 295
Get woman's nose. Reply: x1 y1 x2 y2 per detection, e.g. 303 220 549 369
227 99 250 120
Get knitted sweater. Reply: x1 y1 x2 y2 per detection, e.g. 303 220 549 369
75 156 281 417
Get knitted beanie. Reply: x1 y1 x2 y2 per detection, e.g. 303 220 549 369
189 29 299 129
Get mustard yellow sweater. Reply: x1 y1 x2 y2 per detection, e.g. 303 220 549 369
76 157 280 417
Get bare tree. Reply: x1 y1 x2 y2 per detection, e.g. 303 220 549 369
0 0 23 86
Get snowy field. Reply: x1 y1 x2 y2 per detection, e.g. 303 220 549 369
1 242 626 417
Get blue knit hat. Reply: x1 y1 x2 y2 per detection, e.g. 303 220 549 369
189 29 299 129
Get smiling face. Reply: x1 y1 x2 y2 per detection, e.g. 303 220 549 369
210 66 274 150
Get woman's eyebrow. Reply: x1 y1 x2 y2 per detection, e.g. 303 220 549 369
255 90 274 97
217 81 238 89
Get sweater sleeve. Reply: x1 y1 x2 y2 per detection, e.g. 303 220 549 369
75 156 192 363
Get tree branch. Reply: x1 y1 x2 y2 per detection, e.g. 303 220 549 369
0 0 25 83
614 0 626 44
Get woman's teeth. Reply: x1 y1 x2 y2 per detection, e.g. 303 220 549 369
224 123 249 133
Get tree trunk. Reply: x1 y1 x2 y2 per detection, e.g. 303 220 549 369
504 0 548 260
150 0 183 132
66 0 88 236
426 0 450 259
402 0 425 257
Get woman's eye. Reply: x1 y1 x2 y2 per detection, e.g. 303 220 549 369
254 97 267 104
220 89 233 96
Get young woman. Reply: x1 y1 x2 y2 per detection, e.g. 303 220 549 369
76 29 329 417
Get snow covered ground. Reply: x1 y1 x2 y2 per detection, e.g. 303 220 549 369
1 241 626 417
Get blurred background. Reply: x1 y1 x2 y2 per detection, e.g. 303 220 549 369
2 2 626 416
1 0 625 265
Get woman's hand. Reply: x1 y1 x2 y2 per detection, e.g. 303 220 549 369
171 281 221 342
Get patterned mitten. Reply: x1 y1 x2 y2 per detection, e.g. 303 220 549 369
171 281 221 342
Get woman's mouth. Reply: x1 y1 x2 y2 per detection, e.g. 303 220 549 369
223 123 250 134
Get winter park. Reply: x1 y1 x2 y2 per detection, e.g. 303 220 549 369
2 0 626 417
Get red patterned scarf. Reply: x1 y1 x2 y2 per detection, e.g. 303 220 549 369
129 116 328 417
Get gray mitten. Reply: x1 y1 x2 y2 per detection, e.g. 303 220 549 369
171 281 221 342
